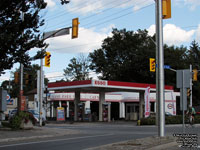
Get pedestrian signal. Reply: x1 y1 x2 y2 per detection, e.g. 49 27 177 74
45 52 51 67
149 58 156 72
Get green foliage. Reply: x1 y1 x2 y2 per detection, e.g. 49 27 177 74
140 117 156 125
9 111 36 129
89 28 156 83
1 64 49 97
64 54 91 81
0 0 48 75
140 115 200 125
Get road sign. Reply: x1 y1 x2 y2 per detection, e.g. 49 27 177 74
164 65 171 69
176 69 190 88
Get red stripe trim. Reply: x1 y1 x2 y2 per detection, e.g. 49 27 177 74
48 80 173 90
48 80 92 88
107 81 173 90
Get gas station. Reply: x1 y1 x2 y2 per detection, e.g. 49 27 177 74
48 80 175 122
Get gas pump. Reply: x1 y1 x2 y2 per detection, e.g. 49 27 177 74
78 103 84 121
103 103 108 122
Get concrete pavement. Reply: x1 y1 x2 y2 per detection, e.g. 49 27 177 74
0 122 199 150
0 125 80 143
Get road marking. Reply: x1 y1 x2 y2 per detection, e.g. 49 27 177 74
0 134 114 148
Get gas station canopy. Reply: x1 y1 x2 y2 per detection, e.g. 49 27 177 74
48 80 174 93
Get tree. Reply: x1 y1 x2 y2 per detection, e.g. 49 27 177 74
0 0 48 75
1 64 49 98
64 54 91 81
186 40 200 105
89 28 156 83
164 45 188 87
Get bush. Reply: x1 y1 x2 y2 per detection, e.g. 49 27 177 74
10 111 36 129
140 115 200 125
140 117 156 125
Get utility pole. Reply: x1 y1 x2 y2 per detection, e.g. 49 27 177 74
18 11 24 112
156 0 165 137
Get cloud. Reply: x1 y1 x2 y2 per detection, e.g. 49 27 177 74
45 26 112 53
65 0 154 15
175 0 200 10
196 25 200 43
147 24 195 46
44 0 56 8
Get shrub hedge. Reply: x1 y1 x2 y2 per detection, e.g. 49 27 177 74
9 111 36 129
140 115 200 125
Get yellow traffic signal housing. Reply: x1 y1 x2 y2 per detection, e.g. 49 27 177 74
25 74 32 85
162 0 171 19
72 18 79 39
187 89 191 97
149 58 156 72
193 69 198 81
45 52 51 67
14 72 19 84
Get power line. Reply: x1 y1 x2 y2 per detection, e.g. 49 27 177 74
45 0 138 30
45 0 122 28
45 0 95 20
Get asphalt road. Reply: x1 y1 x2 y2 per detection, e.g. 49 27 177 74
0 123 199 150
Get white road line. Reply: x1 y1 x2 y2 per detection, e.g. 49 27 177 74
0 134 114 148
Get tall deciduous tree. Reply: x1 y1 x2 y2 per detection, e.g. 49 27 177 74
64 54 91 81
0 0 48 75
89 28 156 83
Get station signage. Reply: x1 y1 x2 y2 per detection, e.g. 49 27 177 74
93 80 108 86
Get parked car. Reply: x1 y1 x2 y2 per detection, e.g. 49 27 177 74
8 109 17 120
8 109 46 126
28 109 46 126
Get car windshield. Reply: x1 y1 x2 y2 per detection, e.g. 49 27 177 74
28 110 39 115
11 110 17 114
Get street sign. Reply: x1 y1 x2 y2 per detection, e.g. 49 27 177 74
176 69 190 88
164 65 171 69
43 28 70 40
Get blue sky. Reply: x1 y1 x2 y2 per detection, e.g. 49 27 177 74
1 0 200 83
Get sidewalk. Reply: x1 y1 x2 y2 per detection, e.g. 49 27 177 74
0 125 80 143
85 136 181 150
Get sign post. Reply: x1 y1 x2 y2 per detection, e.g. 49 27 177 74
176 69 190 133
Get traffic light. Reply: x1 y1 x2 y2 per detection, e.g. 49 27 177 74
14 72 19 84
149 58 156 72
45 52 51 67
162 0 171 19
25 74 32 85
72 18 79 39
187 89 191 97
193 69 198 81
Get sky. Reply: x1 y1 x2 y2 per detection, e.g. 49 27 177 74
1 0 200 84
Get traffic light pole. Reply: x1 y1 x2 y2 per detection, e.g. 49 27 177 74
156 0 165 137
190 64 192 107
39 58 44 127
18 11 24 112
